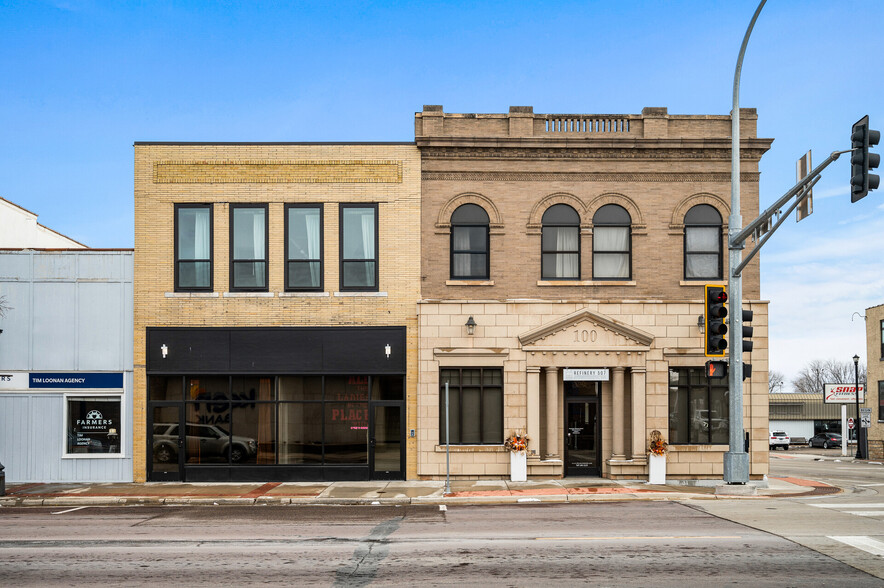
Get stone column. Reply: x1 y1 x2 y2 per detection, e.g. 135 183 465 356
544 366 558 458
630 367 647 461
612 366 625 460
527 367 541 457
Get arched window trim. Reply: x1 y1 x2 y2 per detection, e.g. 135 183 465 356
591 204 632 281
683 204 723 280
450 203 490 280
541 204 581 280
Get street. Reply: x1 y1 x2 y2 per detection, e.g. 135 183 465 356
1 452 883 586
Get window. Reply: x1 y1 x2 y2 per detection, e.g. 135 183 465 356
592 204 631 279
340 204 378 291
879 381 884 422
175 204 212 291
684 204 723 279
541 204 580 279
668 367 729 444
286 204 323 291
66 396 123 455
230 204 268 291
880 320 884 358
450 204 489 279
439 368 503 444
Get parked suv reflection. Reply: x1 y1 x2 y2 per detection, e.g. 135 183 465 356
153 423 258 463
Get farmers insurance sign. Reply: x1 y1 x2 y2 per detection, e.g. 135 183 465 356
823 383 865 403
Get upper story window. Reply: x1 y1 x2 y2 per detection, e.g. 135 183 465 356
541 204 580 279
450 204 489 279
684 204 723 280
880 320 884 358
230 204 268 291
175 204 212 291
285 204 323 291
592 204 631 280
340 204 378 291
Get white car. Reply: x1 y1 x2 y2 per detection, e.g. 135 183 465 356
769 430 790 450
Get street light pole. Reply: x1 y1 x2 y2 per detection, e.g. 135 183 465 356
853 354 864 459
724 0 766 485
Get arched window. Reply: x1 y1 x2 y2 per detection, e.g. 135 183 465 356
684 204 722 279
592 204 631 280
450 204 489 279
541 204 580 279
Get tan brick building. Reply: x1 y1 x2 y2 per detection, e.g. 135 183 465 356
134 143 420 482
865 303 884 459
415 106 772 481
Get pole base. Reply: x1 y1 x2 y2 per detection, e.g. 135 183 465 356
723 451 750 484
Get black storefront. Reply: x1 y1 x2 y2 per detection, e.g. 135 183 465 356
146 326 406 482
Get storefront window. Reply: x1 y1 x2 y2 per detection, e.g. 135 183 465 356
439 368 503 445
668 368 729 444
66 396 122 454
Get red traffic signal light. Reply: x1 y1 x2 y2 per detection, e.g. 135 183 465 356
706 360 728 379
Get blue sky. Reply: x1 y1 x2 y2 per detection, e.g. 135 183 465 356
2 0 882 385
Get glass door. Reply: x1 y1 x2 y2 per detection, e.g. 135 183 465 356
148 404 184 481
564 382 600 476
369 404 404 480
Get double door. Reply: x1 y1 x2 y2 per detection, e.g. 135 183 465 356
564 381 601 477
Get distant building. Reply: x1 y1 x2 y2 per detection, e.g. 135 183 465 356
769 393 845 442
0 197 86 249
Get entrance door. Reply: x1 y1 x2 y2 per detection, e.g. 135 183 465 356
369 404 404 480
148 404 184 481
564 382 600 476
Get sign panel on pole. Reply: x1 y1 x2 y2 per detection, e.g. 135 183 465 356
823 383 865 403
848 418 855 430
860 407 872 428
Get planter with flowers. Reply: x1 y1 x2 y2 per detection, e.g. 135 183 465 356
504 432 529 482
648 430 668 484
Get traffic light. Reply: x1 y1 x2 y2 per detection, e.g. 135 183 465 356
704 285 728 357
705 360 727 379
741 308 753 352
850 115 880 203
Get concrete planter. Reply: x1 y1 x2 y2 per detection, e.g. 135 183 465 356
510 451 527 482
648 453 666 484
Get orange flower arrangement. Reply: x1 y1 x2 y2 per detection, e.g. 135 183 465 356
504 431 529 454
648 430 668 456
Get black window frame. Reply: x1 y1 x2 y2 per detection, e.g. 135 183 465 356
339 203 379 292
229 203 269 292
541 204 581 280
592 204 632 281
668 367 729 445
880 320 884 359
683 204 723 280
879 380 884 422
284 203 324 292
438 367 503 445
174 203 213 292
450 204 490 280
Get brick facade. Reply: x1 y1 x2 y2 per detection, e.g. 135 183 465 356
416 106 772 481
866 304 883 460
134 144 421 482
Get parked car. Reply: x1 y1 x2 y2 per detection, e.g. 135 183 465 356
808 432 842 449
769 430 790 450
153 423 257 463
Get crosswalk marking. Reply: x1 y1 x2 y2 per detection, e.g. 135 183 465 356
843 511 884 517
810 503 884 508
828 536 884 557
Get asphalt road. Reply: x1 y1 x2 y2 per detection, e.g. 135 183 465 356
1 500 881 587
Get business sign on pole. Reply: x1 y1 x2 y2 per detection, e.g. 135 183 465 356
563 369 610 382
823 383 865 404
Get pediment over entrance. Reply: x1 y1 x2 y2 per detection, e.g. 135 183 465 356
518 308 653 351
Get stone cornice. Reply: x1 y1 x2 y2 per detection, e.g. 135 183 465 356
417 145 771 162
423 171 759 183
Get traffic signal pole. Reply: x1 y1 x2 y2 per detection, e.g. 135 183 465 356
724 0 766 484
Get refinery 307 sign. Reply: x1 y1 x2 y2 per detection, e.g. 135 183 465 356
823 383 865 403
563 369 610 381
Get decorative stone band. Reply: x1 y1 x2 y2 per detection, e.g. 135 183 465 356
154 160 402 184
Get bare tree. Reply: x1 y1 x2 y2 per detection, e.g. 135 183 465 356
791 358 866 395
768 369 785 394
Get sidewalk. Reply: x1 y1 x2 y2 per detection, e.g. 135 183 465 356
0 475 839 507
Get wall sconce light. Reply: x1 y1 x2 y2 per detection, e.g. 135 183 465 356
161 344 169 358
384 344 391 359
465 316 477 336
697 315 705 334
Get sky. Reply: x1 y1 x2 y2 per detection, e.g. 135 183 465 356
1 0 882 388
